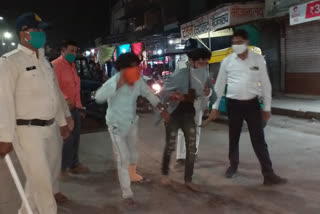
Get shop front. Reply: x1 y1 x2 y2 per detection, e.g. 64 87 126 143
181 2 286 94
284 0 320 95
181 2 265 50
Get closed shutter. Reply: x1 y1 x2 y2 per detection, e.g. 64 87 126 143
285 21 320 73
285 21 320 94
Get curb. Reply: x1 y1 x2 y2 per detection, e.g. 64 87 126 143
271 107 320 120
208 108 320 126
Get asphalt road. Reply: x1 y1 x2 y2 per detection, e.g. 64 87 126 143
1 114 320 214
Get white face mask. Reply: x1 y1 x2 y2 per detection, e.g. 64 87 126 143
190 67 208 81
232 44 248 54
190 67 209 96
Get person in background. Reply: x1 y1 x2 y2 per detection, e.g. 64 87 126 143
209 29 287 185
111 66 118 77
106 60 113 78
95 53 170 208
52 40 89 180
39 48 74 203
0 13 70 214
159 48 212 192
92 62 103 82
143 64 153 77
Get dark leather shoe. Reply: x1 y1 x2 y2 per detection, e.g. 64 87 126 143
225 166 237 178
264 174 288 186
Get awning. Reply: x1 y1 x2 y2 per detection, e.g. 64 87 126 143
131 42 143 56
181 2 265 40
98 45 116 64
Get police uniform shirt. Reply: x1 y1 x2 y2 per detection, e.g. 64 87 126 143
0 44 67 142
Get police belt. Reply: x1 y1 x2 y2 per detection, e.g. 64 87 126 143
16 119 55 126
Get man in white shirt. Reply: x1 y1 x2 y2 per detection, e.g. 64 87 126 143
209 29 287 185
0 13 70 214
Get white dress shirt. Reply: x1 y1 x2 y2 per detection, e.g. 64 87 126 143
213 50 272 111
0 44 67 142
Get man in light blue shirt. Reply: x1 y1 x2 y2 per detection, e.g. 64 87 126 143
95 53 169 208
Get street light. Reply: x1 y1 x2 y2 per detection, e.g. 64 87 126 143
0 16 3 21
11 42 16 46
4 32 12 39
2 43 5 46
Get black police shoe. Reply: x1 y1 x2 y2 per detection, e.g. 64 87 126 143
225 166 238 178
263 174 288 186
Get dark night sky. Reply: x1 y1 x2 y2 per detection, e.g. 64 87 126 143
1 0 109 50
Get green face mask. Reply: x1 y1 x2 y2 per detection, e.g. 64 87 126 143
64 53 77 63
27 31 46 49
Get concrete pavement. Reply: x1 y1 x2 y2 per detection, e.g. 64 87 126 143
272 96 320 120
1 114 320 214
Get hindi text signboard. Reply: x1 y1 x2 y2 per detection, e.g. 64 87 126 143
290 0 320 25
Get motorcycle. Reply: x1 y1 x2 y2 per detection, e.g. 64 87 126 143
137 74 164 113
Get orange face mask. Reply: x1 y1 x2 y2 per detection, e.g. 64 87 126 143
124 66 141 85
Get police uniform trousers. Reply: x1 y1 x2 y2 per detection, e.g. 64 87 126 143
13 123 58 214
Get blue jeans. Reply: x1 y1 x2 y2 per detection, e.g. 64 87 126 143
62 109 81 171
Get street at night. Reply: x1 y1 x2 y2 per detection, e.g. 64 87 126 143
2 114 320 214
1 0 320 213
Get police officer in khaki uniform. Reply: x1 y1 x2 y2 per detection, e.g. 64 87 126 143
0 13 70 214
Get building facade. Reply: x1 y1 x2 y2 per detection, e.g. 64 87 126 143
266 0 320 95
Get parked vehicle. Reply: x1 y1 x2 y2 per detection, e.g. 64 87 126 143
136 72 167 113
75 57 107 120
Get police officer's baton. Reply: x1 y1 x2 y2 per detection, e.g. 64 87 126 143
5 154 34 214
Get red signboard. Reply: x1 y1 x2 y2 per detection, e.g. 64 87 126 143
306 0 320 19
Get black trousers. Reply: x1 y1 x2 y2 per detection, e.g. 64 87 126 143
161 112 196 182
227 98 274 177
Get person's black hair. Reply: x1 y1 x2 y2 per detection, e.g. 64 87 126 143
61 40 78 50
114 53 140 71
187 48 212 61
185 38 198 51
232 29 249 40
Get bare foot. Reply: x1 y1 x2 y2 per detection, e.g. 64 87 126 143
160 175 172 185
69 164 90 174
54 192 69 203
123 198 137 209
130 173 143 182
60 171 70 181
185 182 204 192
132 176 152 184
